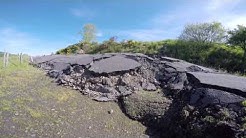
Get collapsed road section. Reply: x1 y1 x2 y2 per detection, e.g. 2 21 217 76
33 53 246 138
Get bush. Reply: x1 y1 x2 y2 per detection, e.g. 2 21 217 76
160 40 212 64
160 40 245 73
58 39 165 55
206 45 243 72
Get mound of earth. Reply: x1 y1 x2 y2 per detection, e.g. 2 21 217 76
33 53 246 138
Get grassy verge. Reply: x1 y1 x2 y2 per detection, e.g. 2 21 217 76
0 55 146 137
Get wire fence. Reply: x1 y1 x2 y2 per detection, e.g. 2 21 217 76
1 52 31 69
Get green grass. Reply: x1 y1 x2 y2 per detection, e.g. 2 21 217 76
0 54 146 137
241 100 246 107
0 54 30 71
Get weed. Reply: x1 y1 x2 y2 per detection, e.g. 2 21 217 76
241 100 246 107
27 108 42 118
203 116 215 123
0 100 12 111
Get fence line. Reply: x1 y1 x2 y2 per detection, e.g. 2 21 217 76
2 52 26 68
6 52 9 66
30 56 34 63
3 52 6 67
3 52 9 68
19 53 23 64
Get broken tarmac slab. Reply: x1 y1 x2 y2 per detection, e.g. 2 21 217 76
187 72 246 97
89 56 141 74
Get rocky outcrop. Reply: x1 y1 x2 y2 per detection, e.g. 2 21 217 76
33 53 246 138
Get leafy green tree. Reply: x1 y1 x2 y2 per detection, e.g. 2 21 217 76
79 23 97 43
228 25 246 72
179 22 226 43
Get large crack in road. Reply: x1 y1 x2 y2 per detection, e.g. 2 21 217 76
33 53 246 138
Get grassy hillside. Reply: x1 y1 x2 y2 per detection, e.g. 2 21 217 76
0 52 4 57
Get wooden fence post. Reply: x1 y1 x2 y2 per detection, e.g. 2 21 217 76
6 52 9 67
30 56 33 63
3 52 6 68
19 53 23 64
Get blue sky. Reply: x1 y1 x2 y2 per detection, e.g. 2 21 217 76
0 0 246 55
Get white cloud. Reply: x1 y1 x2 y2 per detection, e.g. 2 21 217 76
0 28 69 56
139 0 246 41
0 28 36 52
203 0 246 29
119 29 170 41
206 13 246 29
96 32 103 37
224 15 246 29
70 8 94 18
206 0 241 11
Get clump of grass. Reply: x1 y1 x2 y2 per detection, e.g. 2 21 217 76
242 123 246 129
203 116 215 123
14 97 34 105
27 108 43 118
57 92 73 102
0 100 12 111
137 89 164 102
0 90 5 97
241 100 246 107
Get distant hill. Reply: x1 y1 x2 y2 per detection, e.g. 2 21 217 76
0 52 4 57
0 52 17 57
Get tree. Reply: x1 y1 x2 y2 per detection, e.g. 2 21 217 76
79 23 97 43
228 25 246 72
179 22 226 43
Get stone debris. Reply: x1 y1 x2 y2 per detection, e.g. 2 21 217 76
33 53 246 138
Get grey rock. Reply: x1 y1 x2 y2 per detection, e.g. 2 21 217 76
164 67 177 73
108 109 114 114
102 77 113 86
47 70 60 78
94 84 118 95
87 77 101 84
93 96 113 102
73 65 84 73
165 72 187 91
117 86 132 96
51 62 69 71
161 56 180 62
190 88 245 107
142 82 157 91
